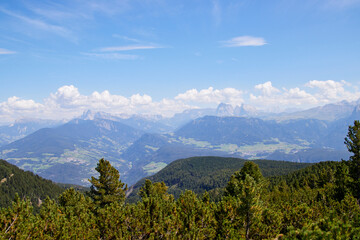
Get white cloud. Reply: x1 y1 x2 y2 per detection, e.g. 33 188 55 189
112 35 142 43
99 45 162 52
0 7 76 42
47 85 84 108
212 0 222 26
0 48 16 54
221 36 267 47
254 81 280 96
0 81 359 123
130 94 152 105
250 80 359 111
305 80 356 102
175 87 244 105
90 91 129 107
82 52 140 60
0 96 43 111
0 96 44 123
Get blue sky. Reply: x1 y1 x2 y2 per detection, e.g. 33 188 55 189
1 0 360 123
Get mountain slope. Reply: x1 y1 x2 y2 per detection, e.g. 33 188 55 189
80 110 174 133
127 156 311 202
175 116 331 147
0 118 143 185
0 119 60 147
271 100 357 121
0 159 64 208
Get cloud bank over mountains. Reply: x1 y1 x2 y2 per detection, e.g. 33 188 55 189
0 80 359 124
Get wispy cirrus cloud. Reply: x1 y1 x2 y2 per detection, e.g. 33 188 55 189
0 7 76 42
99 45 162 52
221 36 267 47
82 52 140 60
86 44 162 60
112 34 142 43
0 48 16 54
212 0 222 26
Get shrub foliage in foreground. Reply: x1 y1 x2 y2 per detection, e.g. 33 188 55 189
1 121 360 239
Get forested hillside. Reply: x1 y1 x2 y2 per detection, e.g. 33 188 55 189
1 121 360 239
2 155 360 239
0 159 63 208
127 156 311 202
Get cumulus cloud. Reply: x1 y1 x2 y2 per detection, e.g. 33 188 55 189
130 94 152 105
0 81 359 123
250 80 359 111
0 96 43 111
0 96 44 123
254 81 280 96
221 36 267 47
175 87 244 105
305 80 358 102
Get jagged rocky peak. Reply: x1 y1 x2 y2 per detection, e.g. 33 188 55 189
80 110 118 121
215 103 258 117
216 103 234 116
14 118 39 124
81 110 97 120
234 104 257 116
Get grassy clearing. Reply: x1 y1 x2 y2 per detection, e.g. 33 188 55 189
142 162 167 174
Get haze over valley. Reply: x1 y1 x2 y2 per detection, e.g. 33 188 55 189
2 1 360 238
1 100 359 185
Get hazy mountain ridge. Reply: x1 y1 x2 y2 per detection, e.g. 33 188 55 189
0 118 143 185
81 110 174 133
0 119 61 147
269 100 359 122
0 100 359 186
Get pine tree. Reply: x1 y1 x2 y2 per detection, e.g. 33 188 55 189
224 162 264 240
89 158 127 207
344 120 360 199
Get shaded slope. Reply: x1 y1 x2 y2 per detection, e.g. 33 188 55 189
0 159 63 208
127 156 311 202
175 116 330 147
0 118 143 185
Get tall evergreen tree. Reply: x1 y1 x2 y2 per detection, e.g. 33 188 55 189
225 161 264 197
89 158 127 207
224 162 264 240
344 120 360 199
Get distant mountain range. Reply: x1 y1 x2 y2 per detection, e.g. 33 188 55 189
0 118 143 185
0 119 61 147
0 100 359 186
270 100 360 121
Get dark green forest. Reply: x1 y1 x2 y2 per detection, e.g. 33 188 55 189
0 159 64 209
128 157 311 203
1 121 360 239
